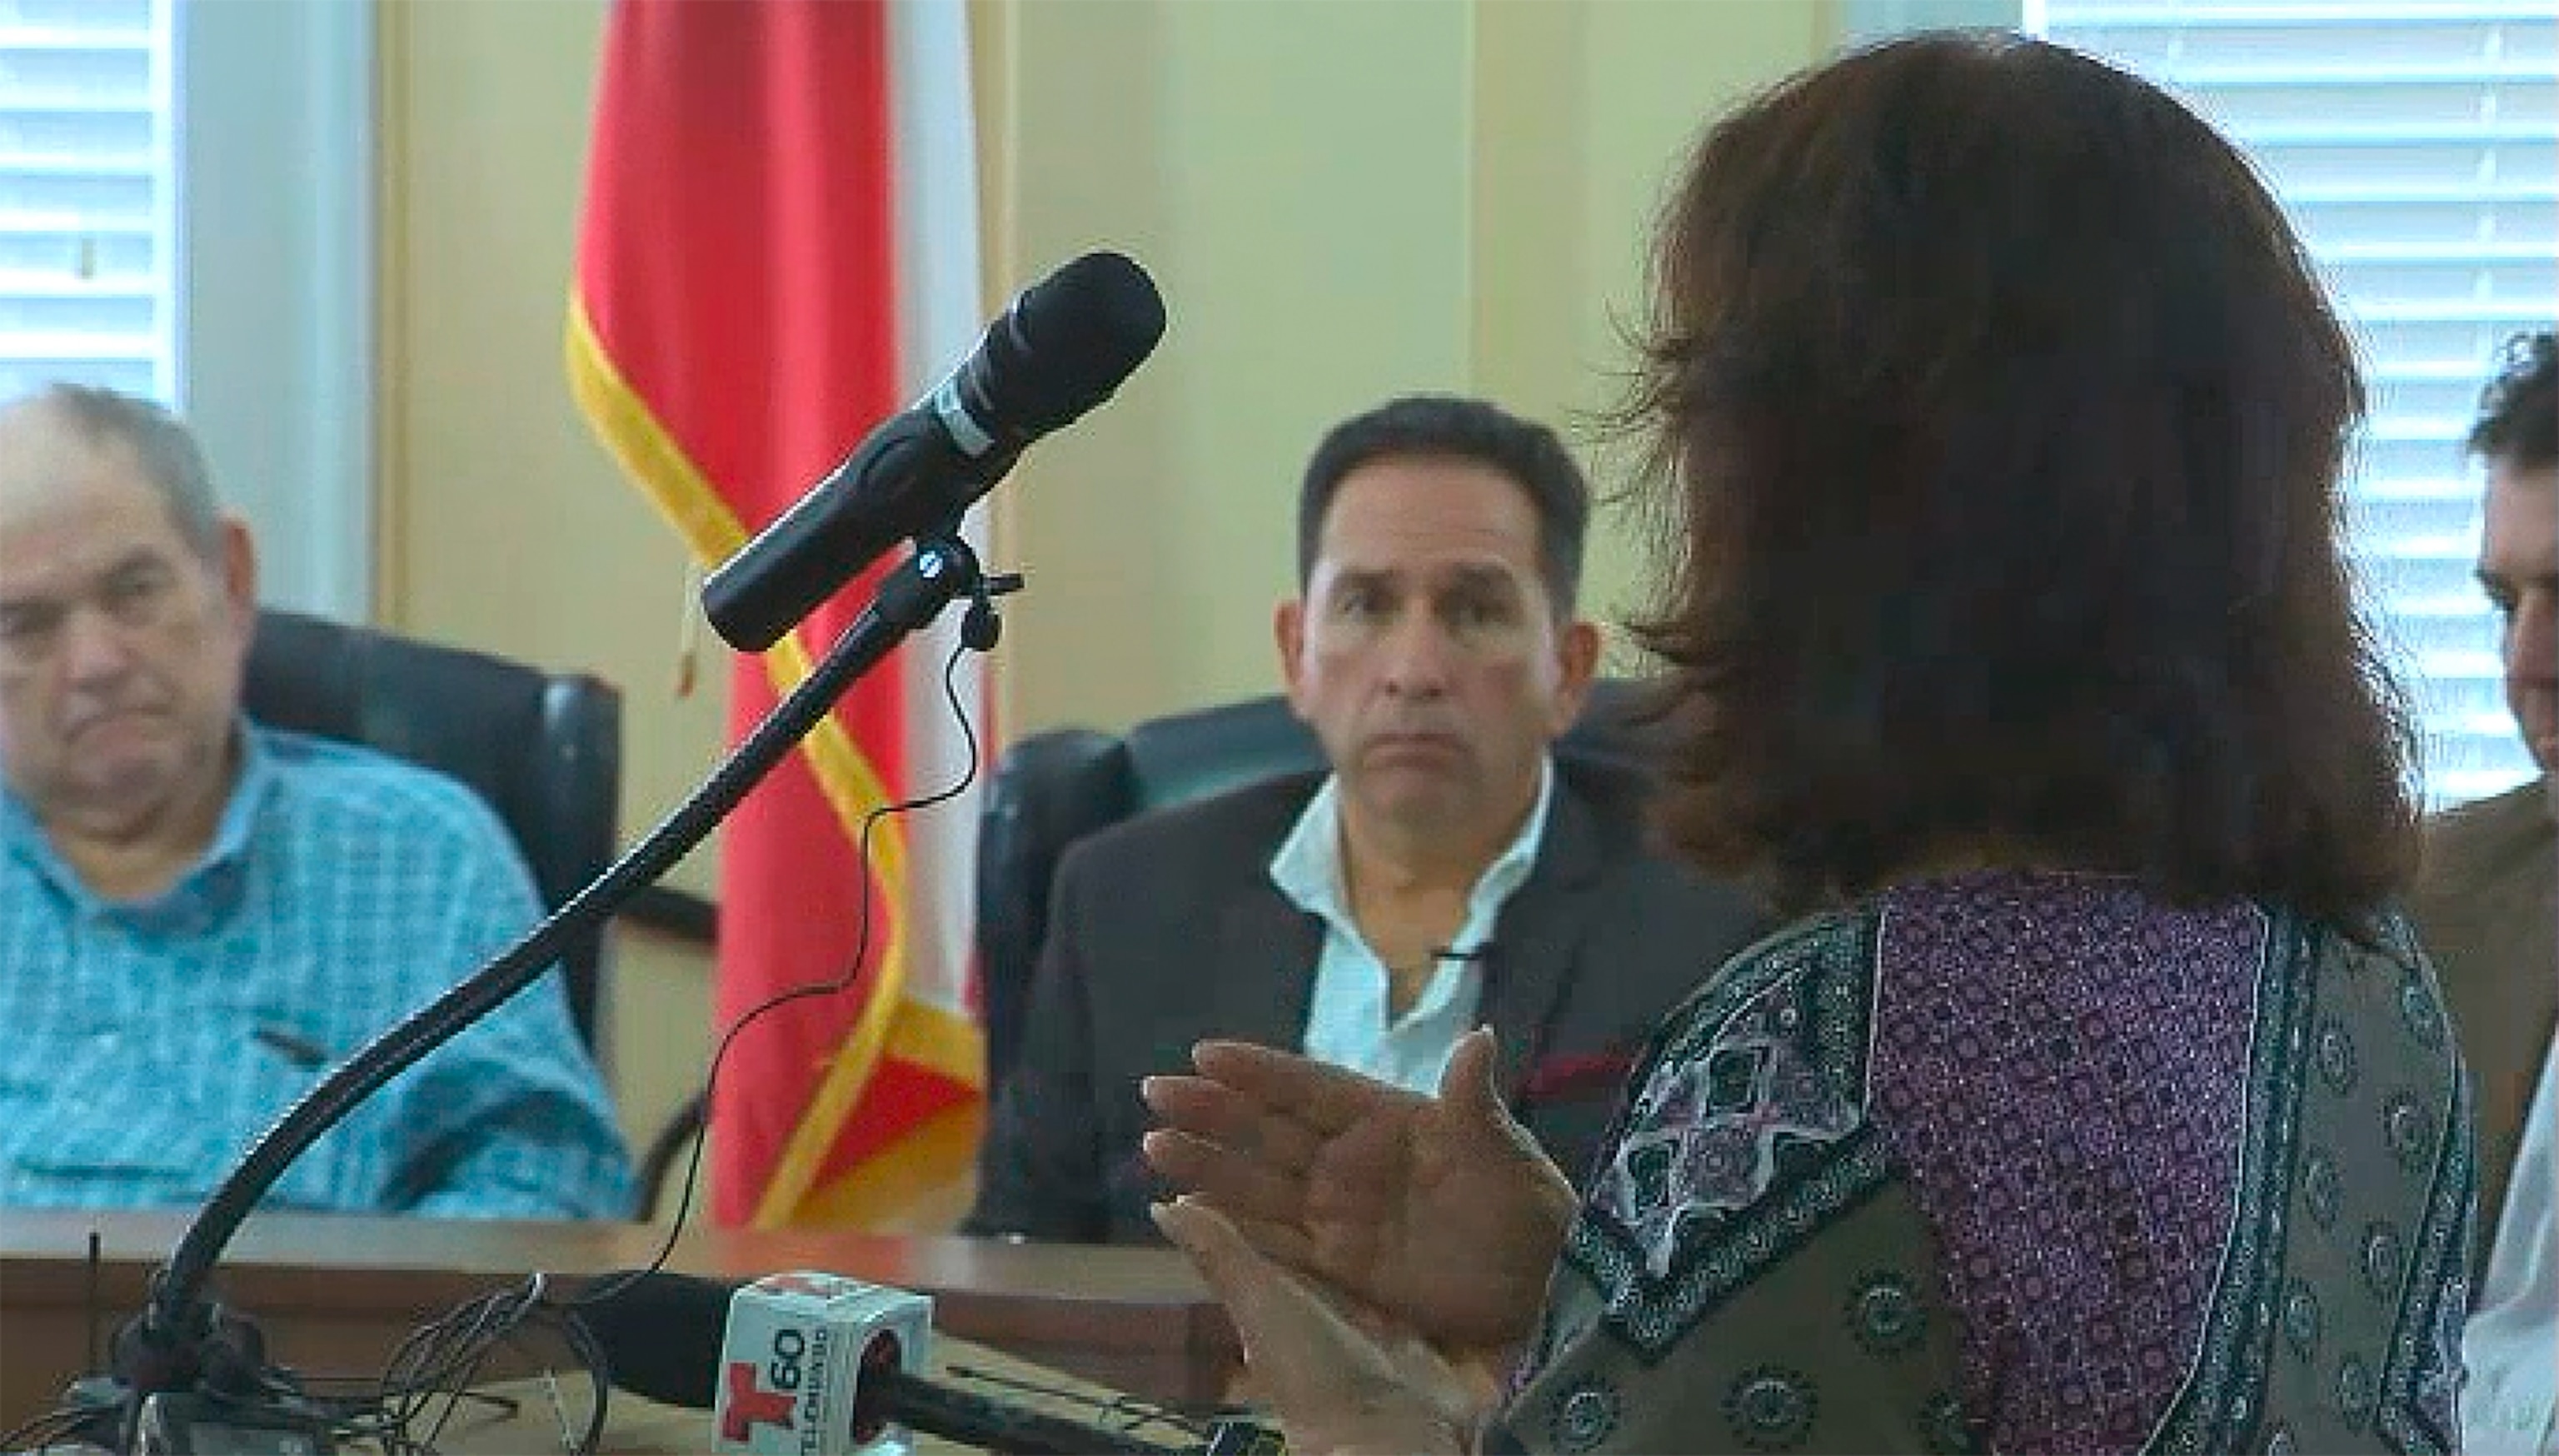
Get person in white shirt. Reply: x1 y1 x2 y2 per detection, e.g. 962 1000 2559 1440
2467 1040 2557 1454
964 395 1772 1243
2410 333 2557 1450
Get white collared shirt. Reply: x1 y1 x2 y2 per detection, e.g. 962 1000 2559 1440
1268 757 1556 1094
2467 1035 2559 1454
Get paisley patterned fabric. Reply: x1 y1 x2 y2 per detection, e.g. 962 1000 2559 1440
1486 872 2476 1455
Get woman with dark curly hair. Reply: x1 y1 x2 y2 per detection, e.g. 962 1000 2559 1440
1141 30 2476 1456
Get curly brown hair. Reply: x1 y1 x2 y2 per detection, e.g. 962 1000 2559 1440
1620 32 2417 923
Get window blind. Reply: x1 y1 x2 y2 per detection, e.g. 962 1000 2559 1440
2027 0 2556 807
0 0 173 406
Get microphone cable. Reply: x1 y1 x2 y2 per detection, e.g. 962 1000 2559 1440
361 628 1001 1456
580 625 996 1301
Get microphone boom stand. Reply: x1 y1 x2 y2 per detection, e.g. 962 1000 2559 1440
99 534 998 1453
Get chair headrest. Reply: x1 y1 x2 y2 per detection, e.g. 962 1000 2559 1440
243 610 554 816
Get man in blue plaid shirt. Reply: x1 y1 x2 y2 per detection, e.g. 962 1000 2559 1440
0 382 632 1219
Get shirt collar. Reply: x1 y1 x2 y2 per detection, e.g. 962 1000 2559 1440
1270 755 1557 939
204 718 277 870
0 717 275 925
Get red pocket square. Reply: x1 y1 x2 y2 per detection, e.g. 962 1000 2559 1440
1519 1049 1636 1102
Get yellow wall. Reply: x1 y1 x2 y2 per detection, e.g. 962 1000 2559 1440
377 0 725 1186
377 0 1832 1218
985 0 1834 721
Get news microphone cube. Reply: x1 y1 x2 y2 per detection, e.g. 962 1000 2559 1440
713 1271 935 1456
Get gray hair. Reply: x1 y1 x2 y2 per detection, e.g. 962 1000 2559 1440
21 382 225 558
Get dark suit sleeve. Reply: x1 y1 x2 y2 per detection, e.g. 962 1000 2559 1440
963 848 1110 1241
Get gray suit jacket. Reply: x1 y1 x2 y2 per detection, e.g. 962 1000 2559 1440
964 761 1775 1244
2410 775 2555 1249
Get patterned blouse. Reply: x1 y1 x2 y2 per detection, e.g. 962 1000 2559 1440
1486 870 2473 1455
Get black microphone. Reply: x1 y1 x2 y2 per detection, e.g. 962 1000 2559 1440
702 249 1167 651
575 1269 732 1409
576 1269 1213 1455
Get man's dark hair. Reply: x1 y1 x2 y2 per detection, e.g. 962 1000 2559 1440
1297 395 1590 615
2467 331 2556 472
1619 32 2416 924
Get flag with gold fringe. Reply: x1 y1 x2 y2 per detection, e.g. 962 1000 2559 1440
567 0 988 1228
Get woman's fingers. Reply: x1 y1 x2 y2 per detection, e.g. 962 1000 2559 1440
1155 1198 1469 1456
1436 1027 1507 1127
1152 1197 1321 1373
1141 1127 1311 1224
1190 1040 1418 1135
1153 1199 1378 1382
1140 1075 1325 1174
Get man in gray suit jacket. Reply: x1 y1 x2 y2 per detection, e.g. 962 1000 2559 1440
2413 331 2557 1454
966 396 1771 1243
2411 332 2556 1251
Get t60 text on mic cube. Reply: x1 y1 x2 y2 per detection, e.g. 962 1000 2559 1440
714 1271 935 1456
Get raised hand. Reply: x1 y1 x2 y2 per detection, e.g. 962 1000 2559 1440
1140 1026 1578 1354
1153 1197 1477 1456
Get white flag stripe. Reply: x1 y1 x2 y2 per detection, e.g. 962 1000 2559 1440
890 0 988 1023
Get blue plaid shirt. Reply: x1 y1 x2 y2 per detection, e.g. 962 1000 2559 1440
0 722 634 1219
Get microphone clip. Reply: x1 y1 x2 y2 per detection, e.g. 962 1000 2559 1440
916 526 1024 655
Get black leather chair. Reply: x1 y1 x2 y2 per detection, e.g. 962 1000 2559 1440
240 608 621 1050
972 679 1664 1098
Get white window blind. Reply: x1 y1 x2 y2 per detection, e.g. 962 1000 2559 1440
0 0 174 406
2028 0 2555 808
0 0 372 616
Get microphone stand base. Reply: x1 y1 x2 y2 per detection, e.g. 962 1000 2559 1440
52 1374 127 1451
129 1393 337 1456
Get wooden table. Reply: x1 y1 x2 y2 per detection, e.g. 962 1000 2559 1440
10 1335 1233 1455
443 1333 1230 1455
0 1210 1239 1434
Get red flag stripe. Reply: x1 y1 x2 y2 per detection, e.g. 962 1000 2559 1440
570 0 955 1228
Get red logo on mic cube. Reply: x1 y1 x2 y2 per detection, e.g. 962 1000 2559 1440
722 1359 800 1443
711 1271 934 1456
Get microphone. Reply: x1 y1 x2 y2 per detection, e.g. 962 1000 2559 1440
702 250 1168 651
576 1269 1210 1455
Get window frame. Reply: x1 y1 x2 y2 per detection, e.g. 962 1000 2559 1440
175 0 375 620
